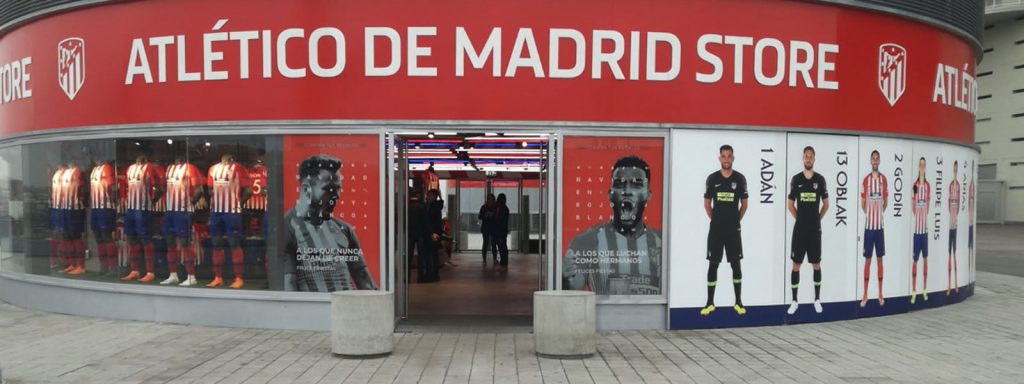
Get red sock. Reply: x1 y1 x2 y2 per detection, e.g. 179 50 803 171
129 243 141 271
167 246 180 267
923 261 929 290
232 248 244 279
183 246 196 275
862 261 871 297
143 243 155 273
50 237 59 266
213 250 225 278
74 239 86 268
60 239 71 267
877 260 884 296
912 262 918 292
105 242 119 270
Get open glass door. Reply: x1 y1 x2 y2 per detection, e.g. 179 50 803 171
387 133 409 320
540 134 557 292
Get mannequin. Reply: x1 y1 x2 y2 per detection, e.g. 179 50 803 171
59 161 87 275
49 163 67 271
159 156 206 286
206 154 251 288
121 155 164 282
243 157 268 271
89 158 118 276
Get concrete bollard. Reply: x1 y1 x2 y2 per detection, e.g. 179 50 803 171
331 290 394 357
533 290 596 358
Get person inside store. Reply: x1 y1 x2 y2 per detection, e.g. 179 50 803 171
408 183 426 282
478 193 497 265
492 193 511 270
420 188 445 282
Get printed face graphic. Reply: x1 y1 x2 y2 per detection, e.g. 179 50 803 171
304 169 341 220
609 166 650 230
720 149 734 170
871 151 880 172
919 158 926 176
803 149 815 171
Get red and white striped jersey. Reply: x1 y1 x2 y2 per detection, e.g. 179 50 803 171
208 162 249 213
968 181 976 225
126 162 159 211
165 162 204 212
89 163 116 209
948 180 961 229
244 164 267 211
50 167 66 209
913 179 930 234
151 164 166 212
860 172 888 230
60 166 85 210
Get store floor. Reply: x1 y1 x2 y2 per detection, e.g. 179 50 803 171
407 251 538 317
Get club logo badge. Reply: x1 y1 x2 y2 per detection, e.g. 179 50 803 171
57 37 86 100
878 43 907 107
731 182 737 190
813 182 819 190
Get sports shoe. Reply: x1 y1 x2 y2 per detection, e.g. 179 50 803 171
179 275 198 287
61 265 75 273
878 297 885 306
860 297 868 308
923 292 929 301
67 266 86 275
734 304 746 315
138 273 156 283
229 278 245 289
813 300 823 313
120 271 141 281
206 277 224 288
159 273 180 285
910 292 917 305
699 305 715 316
786 301 799 315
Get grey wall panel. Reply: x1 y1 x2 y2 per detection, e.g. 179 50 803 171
0 271 333 331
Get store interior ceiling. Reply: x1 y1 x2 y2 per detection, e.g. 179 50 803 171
396 132 548 173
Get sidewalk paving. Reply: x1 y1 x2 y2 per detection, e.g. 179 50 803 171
1 271 1022 383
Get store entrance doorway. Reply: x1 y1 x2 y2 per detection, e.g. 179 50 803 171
386 131 554 324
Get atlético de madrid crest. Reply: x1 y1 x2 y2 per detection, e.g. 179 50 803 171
878 43 906 107
57 37 85 100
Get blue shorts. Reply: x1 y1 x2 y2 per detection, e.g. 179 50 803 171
913 233 928 261
949 228 958 252
863 229 885 258
50 208 62 231
90 208 117 233
209 212 242 238
124 209 150 237
62 209 85 234
162 211 192 238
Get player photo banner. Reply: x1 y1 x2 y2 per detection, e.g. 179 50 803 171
282 135 380 292
561 136 664 298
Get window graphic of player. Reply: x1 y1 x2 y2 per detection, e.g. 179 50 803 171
283 155 378 292
207 154 251 289
860 150 889 308
121 156 163 283
968 161 975 281
910 158 931 304
159 157 206 287
700 145 748 316
563 156 662 296
58 162 87 276
90 160 118 277
947 161 962 296
787 146 829 315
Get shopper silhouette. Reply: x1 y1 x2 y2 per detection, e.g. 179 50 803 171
493 193 510 269
478 193 497 264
